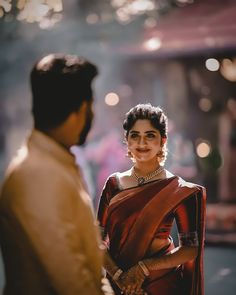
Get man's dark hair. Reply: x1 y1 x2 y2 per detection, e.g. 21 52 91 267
30 54 98 130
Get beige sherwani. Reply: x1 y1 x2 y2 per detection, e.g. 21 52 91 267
0 130 105 295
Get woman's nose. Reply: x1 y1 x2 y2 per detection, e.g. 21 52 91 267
138 136 147 146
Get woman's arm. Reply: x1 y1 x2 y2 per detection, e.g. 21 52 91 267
116 244 197 295
143 244 198 271
97 177 145 294
116 245 197 295
139 193 200 272
97 177 122 277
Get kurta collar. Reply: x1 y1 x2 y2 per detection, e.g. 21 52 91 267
28 129 76 167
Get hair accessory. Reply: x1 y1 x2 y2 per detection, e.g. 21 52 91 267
132 166 164 186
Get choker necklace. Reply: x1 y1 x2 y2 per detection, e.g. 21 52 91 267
132 166 164 186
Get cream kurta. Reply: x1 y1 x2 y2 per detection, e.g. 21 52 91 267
0 130 104 295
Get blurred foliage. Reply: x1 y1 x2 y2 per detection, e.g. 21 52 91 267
0 0 193 28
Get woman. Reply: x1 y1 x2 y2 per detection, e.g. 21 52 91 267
97 104 206 295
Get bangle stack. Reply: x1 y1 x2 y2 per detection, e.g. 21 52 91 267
112 268 123 281
138 261 150 277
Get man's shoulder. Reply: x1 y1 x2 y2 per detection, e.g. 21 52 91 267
1 142 71 198
5 144 54 178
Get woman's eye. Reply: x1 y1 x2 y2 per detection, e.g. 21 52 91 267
130 133 138 139
146 133 155 138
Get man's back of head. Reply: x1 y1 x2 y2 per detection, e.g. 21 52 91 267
30 54 98 132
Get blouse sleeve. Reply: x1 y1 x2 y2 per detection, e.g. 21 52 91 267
174 193 199 247
96 175 119 239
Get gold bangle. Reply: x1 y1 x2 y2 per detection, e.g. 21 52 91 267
112 268 123 281
138 261 150 277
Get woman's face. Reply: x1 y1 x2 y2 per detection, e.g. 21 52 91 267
127 119 162 163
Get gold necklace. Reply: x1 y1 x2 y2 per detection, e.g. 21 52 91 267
132 166 164 186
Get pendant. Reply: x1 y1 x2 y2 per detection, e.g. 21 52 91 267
138 177 145 186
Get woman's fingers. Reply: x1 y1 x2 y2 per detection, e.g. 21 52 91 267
117 272 146 295
123 284 146 295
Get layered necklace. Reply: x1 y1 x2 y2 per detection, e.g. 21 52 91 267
132 165 164 186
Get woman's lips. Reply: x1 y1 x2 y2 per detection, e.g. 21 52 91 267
136 148 150 153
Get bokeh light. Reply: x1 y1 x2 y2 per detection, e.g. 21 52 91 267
196 140 211 158
205 58 220 71
105 92 120 106
199 97 212 112
86 13 99 24
0 0 63 27
144 37 162 51
144 17 157 28
0 0 11 16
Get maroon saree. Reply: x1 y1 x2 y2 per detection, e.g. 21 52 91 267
97 176 206 295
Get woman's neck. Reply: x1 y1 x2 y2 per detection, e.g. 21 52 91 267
134 161 161 176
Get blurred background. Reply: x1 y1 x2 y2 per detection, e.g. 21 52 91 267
0 0 236 294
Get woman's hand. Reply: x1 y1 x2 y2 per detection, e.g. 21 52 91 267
116 264 147 295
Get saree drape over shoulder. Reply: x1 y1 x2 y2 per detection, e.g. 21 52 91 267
97 176 206 295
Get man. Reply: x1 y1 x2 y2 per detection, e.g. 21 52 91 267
0 54 112 295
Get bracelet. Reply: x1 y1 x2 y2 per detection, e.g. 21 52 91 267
112 268 123 281
138 261 150 277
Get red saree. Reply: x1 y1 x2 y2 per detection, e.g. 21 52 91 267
97 176 206 295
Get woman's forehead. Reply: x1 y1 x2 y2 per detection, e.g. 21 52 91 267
130 119 158 131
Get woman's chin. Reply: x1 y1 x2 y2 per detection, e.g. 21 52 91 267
135 156 154 163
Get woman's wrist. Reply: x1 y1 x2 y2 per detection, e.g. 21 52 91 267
138 260 150 277
112 268 123 281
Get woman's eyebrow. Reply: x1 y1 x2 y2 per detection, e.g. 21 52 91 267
145 130 157 133
130 130 157 134
130 130 139 133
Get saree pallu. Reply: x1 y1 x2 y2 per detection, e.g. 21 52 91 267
99 176 206 295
